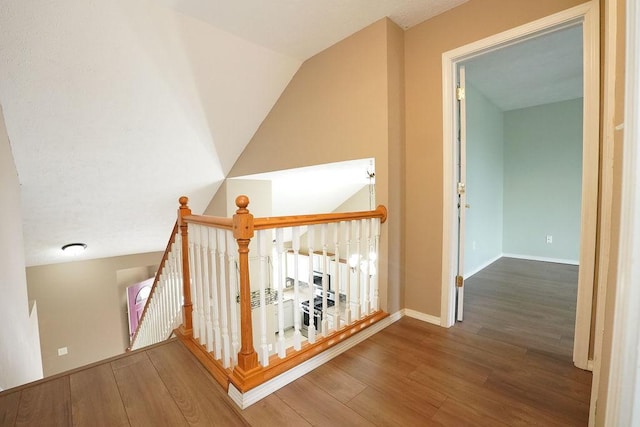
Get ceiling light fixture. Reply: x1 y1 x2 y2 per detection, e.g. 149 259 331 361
61 243 87 255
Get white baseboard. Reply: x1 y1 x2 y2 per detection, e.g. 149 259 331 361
228 310 403 409
464 254 502 279
402 309 441 326
502 253 579 266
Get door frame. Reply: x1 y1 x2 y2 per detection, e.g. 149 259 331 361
440 1 599 370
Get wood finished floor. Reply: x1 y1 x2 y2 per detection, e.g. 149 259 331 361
0 258 591 426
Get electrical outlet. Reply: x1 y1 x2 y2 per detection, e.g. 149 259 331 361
546 235 553 244
57 347 68 356
472 241 477 251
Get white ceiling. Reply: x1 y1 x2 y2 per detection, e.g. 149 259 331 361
160 0 469 60
1 0 467 266
463 25 583 111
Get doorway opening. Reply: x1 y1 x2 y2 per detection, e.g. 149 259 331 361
441 3 599 370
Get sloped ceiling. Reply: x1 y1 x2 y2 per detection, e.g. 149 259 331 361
0 0 467 266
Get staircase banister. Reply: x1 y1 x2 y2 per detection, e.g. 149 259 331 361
182 214 234 230
252 204 387 229
128 221 179 350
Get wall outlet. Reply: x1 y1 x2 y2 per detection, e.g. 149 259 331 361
57 347 68 356
546 235 553 244
472 241 477 251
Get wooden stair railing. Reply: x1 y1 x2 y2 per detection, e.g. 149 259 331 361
132 195 388 394
128 222 182 351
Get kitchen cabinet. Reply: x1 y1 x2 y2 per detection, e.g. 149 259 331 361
274 298 294 331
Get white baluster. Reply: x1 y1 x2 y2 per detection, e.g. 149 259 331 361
257 230 269 366
306 226 316 343
200 226 213 352
217 229 231 368
343 221 352 325
353 220 362 321
194 224 206 342
372 218 381 311
227 229 240 367
292 226 302 350
332 222 340 332
275 228 286 357
320 223 329 336
169 246 178 328
208 228 222 360
362 219 371 315
188 224 200 340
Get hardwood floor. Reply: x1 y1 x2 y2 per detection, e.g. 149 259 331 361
0 258 591 426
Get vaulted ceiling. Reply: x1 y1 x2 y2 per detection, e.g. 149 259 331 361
0 0 467 266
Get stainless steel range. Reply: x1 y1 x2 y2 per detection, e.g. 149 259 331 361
301 288 335 336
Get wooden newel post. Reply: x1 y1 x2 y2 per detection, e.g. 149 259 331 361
233 195 260 376
178 196 193 335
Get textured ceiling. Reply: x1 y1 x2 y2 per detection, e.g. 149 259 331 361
464 25 583 111
1 0 467 266
161 0 469 60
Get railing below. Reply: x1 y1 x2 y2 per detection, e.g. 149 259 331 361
129 224 183 351
130 195 388 394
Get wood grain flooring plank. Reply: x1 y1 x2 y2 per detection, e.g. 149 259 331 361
241 394 311 427
330 351 445 416
483 371 590 424
15 377 71 427
430 397 511 427
274 376 374 426
523 348 592 385
407 361 572 426
302 361 367 404
346 385 436 426
146 340 248 426
0 391 20 426
70 363 129 427
112 351 188 427
359 333 492 386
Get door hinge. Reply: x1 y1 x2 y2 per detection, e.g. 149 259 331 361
456 87 465 101
456 275 464 287
457 182 466 194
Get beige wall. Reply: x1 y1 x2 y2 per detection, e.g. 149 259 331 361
0 106 43 390
27 251 162 377
403 0 586 317
224 18 404 313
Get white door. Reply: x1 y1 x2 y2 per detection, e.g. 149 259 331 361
455 66 467 322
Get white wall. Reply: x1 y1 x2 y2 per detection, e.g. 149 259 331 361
464 82 504 276
0 106 43 390
0 0 301 266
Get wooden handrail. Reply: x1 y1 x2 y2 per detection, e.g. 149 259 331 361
252 205 387 229
182 214 234 230
128 222 179 350
178 196 193 335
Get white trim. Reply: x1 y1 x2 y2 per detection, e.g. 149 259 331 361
464 254 502 279
605 0 640 423
441 2 599 372
502 253 579 266
588 0 619 423
572 0 600 372
403 309 441 326
228 310 403 409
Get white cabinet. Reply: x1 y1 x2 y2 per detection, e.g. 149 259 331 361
274 298 294 330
